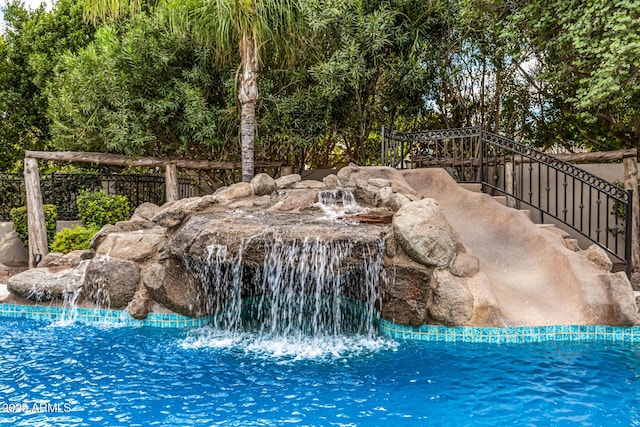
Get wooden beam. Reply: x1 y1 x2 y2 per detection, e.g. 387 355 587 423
551 148 637 163
165 163 179 202
24 150 283 170
23 158 48 268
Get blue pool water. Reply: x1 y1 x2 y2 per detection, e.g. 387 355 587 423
1 318 640 426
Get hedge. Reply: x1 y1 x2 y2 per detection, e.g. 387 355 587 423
10 204 58 249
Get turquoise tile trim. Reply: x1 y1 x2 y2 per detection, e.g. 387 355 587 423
3 300 640 340
379 318 640 343
0 303 214 328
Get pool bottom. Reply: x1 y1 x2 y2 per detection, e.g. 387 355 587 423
1 302 640 343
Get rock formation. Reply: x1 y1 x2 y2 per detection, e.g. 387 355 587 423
5 165 640 327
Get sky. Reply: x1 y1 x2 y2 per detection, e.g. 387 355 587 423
13 0 52 10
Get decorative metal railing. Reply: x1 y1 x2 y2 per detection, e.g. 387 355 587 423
382 126 633 275
0 173 194 221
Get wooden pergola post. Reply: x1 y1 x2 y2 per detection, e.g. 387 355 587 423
24 157 48 268
165 162 179 202
623 154 640 272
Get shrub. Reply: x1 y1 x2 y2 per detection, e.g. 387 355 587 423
10 204 58 249
51 225 101 254
76 189 130 227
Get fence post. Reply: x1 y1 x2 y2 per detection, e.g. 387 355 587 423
505 161 517 208
165 163 179 202
23 157 48 268
479 130 485 188
381 126 386 166
623 155 640 272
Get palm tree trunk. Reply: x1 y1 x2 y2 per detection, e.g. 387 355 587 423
238 32 258 182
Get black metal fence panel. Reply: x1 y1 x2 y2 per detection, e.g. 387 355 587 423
0 173 26 221
382 127 633 275
0 173 194 221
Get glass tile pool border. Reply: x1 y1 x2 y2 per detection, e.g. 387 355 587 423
379 318 640 343
2 302 640 342
0 303 214 328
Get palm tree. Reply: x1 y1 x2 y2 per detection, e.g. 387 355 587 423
83 0 302 182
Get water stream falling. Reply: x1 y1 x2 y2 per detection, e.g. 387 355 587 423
182 228 389 358
317 189 358 209
316 189 366 219
190 237 383 336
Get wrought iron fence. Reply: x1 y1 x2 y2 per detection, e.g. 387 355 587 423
0 173 26 221
0 173 194 221
382 126 633 276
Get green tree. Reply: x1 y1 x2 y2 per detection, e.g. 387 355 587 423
83 0 304 182
257 0 442 168
506 0 640 150
0 0 94 171
48 16 233 160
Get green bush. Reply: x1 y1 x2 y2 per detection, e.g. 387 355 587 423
51 225 101 254
10 204 58 249
76 189 130 227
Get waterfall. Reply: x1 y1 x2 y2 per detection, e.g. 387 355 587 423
316 189 366 219
186 234 384 339
317 189 357 209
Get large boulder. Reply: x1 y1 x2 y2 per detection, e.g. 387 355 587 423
450 252 480 278
466 272 503 326
83 257 140 309
291 180 325 190
274 190 318 212
427 269 474 325
337 165 421 199
94 228 165 262
167 210 388 268
275 174 301 189
127 287 151 320
580 244 613 272
40 250 93 268
384 193 411 212
392 198 463 268
0 222 28 266
7 262 88 301
130 202 161 223
602 272 640 325
322 174 340 188
142 259 210 317
217 182 253 200
152 195 222 228
354 179 379 206
379 262 431 326
251 173 277 196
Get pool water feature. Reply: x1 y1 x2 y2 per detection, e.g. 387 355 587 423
316 189 363 219
3 233 640 425
1 317 639 426
3 177 640 424
185 234 384 340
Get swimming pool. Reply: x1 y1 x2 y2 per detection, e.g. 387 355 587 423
1 317 639 426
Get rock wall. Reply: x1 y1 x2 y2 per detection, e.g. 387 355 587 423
5 167 639 327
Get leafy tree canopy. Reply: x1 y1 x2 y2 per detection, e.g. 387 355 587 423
48 14 235 160
0 0 94 171
506 0 640 150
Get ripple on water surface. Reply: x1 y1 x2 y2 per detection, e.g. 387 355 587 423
1 318 640 426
